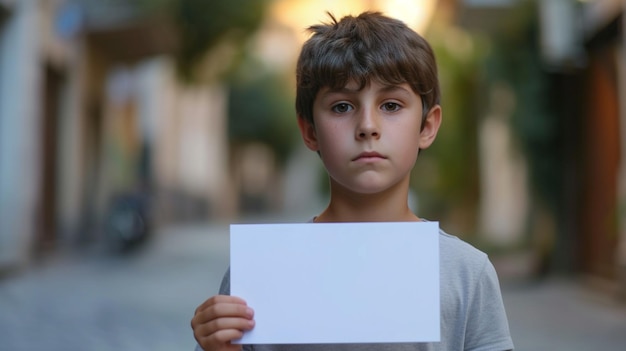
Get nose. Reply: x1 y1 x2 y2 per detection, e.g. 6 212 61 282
355 107 380 140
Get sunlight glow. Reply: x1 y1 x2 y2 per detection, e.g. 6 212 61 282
375 0 437 33
271 0 438 44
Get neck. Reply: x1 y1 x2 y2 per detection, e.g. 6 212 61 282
315 176 419 223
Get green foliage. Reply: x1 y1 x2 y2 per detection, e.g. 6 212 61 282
227 67 297 165
173 0 269 81
137 0 270 82
411 27 485 224
484 1 560 211
134 0 297 163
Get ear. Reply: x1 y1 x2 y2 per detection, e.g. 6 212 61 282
297 115 319 151
418 105 442 150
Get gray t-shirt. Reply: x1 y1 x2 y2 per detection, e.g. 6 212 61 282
196 228 514 351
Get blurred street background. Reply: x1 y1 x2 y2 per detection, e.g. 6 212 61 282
1 0 626 350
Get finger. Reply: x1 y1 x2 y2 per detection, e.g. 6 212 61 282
193 303 254 326
205 317 255 335
200 302 254 324
199 329 246 348
193 317 254 347
195 295 247 315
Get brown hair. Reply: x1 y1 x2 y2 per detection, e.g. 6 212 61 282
295 12 440 127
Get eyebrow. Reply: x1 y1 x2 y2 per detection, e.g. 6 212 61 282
320 86 359 96
321 84 412 98
379 84 412 95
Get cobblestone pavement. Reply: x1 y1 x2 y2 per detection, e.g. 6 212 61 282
1 222 625 351
502 278 626 350
0 223 231 351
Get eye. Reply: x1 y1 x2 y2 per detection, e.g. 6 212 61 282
381 102 401 112
331 103 353 114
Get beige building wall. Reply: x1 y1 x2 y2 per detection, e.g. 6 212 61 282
174 84 228 201
139 58 231 219
39 0 87 242
0 0 42 268
478 83 529 247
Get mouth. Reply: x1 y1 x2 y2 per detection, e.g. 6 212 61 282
352 151 387 162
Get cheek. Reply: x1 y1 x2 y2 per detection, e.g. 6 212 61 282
393 126 421 160
316 126 350 171
316 124 344 152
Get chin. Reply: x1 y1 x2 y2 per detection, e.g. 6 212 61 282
343 180 396 195
329 172 408 196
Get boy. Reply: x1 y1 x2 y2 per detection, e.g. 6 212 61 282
191 11 514 351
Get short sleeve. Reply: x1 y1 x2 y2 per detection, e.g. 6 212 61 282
464 259 514 351
219 267 231 295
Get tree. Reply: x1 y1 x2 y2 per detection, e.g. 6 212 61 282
137 0 270 81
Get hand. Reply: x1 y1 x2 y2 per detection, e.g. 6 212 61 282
191 295 255 351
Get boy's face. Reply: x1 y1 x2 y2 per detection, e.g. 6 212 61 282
298 79 441 195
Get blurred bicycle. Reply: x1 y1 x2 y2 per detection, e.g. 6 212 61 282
104 190 151 253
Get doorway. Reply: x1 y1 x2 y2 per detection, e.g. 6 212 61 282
35 65 65 256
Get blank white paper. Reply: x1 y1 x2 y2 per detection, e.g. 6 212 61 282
230 221 440 344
